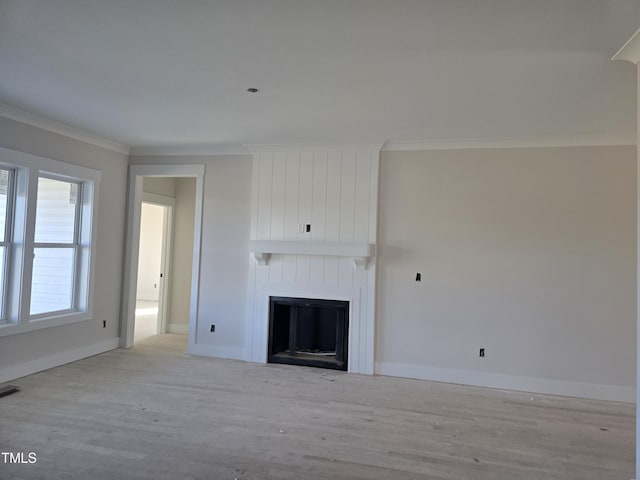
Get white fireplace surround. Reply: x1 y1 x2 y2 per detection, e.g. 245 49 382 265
247 146 380 376
249 283 372 374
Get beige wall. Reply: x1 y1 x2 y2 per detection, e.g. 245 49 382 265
143 177 176 197
130 155 253 357
377 146 637 400
169 177 195 327
0 116 127 370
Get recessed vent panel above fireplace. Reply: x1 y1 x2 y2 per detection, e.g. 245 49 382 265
268 297 349 371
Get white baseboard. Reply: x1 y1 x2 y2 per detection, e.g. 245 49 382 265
188 343 245 361
0 337 120 384
167 323 188 334
375 362 635 403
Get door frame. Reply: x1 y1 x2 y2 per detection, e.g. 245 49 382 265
121 164 205 349
140 193 175 335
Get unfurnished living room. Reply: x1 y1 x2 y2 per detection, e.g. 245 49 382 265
0 1 640 479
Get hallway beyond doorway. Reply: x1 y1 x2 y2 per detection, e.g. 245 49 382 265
134 300 159 343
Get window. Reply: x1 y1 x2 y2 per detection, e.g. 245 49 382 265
0 146 100 334
31 177 81 316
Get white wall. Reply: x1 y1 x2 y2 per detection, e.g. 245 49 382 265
0 116 127 379
247 147 379 374
376 146 637 402
169 177 195 330
130 155 253 358
136 203 164 301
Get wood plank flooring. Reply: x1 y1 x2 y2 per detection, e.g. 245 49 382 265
0 334 634 479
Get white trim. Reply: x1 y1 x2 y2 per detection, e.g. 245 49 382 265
249 240 372 257
121 173 143 347
635 61 640 480
130 144 250 156
375 362 635 404
167 323 189 334
612 28 640 64
246 143 384 154
0 337 119 384
126 134 640 157
121 164 205 350
0 103 130 155
0 146 101 183
249 240 373 269
158 204 173 334
0 311 94 337
188 343 245 361
382 133 637 152
3 99 635 156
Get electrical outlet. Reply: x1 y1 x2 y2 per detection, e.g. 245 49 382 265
306 224 311 233
102 320 106 328
298 223 305 233
479 348 485 357
415 273 421 282
210 324 215 333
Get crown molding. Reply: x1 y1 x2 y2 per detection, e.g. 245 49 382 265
131 143 385 157
245 143 383 154
2 100 633 156
382 133 636 152
0 103 130 155
129 144 250 156
612 28 640 64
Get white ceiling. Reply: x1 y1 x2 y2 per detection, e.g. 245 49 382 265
0 0 638 150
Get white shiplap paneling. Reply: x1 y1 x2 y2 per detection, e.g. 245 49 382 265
247 145 380 374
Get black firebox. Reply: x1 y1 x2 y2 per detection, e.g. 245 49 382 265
268 297 349 371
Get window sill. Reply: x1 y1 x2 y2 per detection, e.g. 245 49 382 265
0 310 93 337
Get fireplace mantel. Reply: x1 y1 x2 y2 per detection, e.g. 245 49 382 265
249 240 373 269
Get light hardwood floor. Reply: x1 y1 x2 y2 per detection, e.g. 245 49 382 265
0 334 634 479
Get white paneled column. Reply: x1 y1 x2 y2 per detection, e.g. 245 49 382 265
247 144 380 374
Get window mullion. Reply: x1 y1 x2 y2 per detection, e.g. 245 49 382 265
33 242 75 249
4 169 15 243
14 168 38 324
70 183 82 311
2 170 15 322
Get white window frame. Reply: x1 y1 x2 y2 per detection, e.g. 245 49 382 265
0 146 100 337
0 167 15 325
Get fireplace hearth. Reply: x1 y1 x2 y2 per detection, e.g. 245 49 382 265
268 297 349 371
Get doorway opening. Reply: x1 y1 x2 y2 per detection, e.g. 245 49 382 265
134 199 172 344
123 167 203 351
